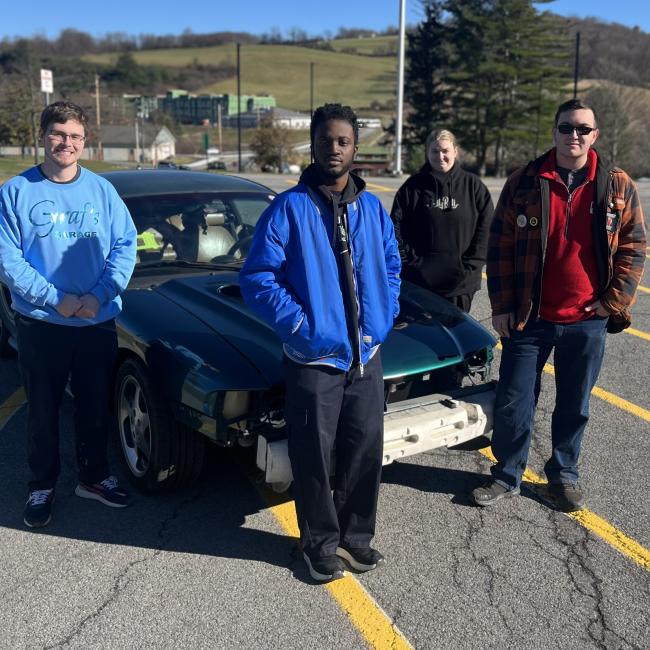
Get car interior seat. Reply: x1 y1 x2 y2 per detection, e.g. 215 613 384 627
195 212 236 261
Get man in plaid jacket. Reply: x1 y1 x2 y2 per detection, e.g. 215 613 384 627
471 98 646 512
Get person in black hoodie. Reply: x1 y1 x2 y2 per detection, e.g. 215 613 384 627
390 129 494 312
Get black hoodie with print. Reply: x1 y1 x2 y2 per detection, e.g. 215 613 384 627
390 161 494 298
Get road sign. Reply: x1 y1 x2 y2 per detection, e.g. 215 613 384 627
40 69 53 94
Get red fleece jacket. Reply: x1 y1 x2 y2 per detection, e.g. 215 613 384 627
539 149 600 323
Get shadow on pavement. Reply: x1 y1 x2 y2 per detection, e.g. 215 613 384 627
0 400 296 571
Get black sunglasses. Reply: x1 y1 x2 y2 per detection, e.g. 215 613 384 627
556 123 596 136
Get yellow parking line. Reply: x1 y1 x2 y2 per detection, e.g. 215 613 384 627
266 497 412 649
495 342 650 423
285 180 298 186
625 327 650 342
482 272 650 297
478 447 650 571
0 387 26 429
365 182 394 193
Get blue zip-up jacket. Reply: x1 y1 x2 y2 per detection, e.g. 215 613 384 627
240 171 401 371
0 166 137 326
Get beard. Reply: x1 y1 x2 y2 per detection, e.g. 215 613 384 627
316 159 353 182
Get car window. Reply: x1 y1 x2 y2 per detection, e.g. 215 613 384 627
231 197 272 227
124 192 272 266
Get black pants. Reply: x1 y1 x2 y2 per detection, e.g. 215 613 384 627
16 315 118 491
284 353 384 559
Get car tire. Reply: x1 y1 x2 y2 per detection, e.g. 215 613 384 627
114 357 204 492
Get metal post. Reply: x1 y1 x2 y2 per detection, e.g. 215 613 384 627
573 32 580 98
310 62 314 119
217 102 223 154
395 0 406 175
237 42 242 173
95 74 103 161
310 61 315 164
135 118 140 165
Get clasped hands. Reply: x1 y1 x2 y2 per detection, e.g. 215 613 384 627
56 293 100 319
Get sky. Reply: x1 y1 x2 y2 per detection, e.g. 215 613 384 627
3 0 649 40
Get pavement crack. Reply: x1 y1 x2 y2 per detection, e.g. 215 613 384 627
550 514 638 650
42 489 203 649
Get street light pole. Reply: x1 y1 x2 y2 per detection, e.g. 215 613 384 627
395 0 406 175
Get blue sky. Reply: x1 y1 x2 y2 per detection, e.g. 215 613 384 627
3 0 649 40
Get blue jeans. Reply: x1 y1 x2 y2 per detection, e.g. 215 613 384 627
490 317 607 488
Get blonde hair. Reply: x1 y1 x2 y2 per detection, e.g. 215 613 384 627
425 129 458 151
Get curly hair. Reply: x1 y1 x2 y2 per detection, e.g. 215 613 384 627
310 103 359 145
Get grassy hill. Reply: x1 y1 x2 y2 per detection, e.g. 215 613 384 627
327 35 397 55
84 44 396 111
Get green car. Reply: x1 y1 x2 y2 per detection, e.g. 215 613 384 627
0 170 496 493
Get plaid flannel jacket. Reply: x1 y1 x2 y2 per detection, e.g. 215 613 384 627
487 149 646 332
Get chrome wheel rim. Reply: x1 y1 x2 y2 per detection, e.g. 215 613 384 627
118 374 152 478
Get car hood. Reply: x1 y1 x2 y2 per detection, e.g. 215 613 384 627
149 272 495 387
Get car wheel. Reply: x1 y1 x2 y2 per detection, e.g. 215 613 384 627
114 357 204 492
0 284 16 357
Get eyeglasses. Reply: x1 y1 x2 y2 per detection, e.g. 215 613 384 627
47 131 85 144
556 123 596 136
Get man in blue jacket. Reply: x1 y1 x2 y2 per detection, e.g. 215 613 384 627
241 103 401 582
0 101 137 528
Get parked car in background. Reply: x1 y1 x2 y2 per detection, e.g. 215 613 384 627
0 170 497 493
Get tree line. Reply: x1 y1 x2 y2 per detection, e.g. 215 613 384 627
405 0 650 178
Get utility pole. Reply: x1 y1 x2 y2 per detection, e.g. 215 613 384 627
217 102 223 155
394 0 406 175
573 32 581 98
135 118 140 166
309 62 315 120
25 54 39 164
310 61 315 164
94 74 103 161
237 42 242 173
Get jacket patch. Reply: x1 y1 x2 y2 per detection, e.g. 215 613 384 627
606 212 620 233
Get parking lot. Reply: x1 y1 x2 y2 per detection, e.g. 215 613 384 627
0 174 648 649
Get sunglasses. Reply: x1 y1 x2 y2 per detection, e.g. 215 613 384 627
556 123 596 136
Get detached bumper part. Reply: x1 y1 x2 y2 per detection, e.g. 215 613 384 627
257 385 495 485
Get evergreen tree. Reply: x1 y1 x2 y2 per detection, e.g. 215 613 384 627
445 0 569 174
404 1 450 149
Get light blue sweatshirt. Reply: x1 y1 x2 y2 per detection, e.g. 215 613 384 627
0 165 137 326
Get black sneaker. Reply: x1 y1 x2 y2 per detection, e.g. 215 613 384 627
24 489 55 528
336 544 385 572
471 479 520 506
547 482 585 512
303 553 346 582
75 476 131 508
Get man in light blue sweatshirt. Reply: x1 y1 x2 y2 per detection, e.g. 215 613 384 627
0 101 137 528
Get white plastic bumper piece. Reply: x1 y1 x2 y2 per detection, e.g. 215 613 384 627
257 385 496 485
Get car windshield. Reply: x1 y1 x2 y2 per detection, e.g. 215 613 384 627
124 192 273 267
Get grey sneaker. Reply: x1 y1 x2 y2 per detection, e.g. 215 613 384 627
547 482 585 512
471 480 520 506
303 553 346 582
336 544 385 572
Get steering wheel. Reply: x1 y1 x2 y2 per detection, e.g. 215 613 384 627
227 235 254 260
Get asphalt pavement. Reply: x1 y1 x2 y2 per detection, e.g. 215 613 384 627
0 174 648 649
